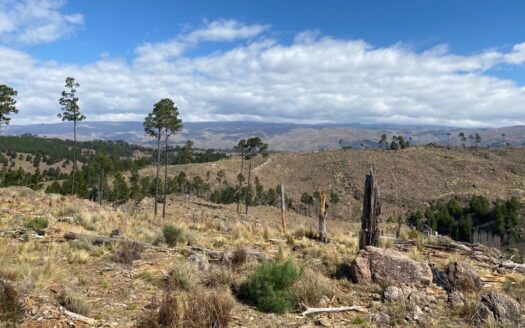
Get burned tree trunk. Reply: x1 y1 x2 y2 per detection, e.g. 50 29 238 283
318 191 329 243
280 183 287 233
359 169 381 249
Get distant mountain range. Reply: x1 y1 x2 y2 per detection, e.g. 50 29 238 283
3 121 524 152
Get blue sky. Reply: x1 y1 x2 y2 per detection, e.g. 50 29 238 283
1 0 525 126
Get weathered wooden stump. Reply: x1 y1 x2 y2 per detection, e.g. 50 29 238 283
359 169 381 249
318 191 329 243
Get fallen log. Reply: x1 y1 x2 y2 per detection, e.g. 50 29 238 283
497 261 525 274
301 305 368 316
190 246 266 261
60 307 97 325
63 231 169 252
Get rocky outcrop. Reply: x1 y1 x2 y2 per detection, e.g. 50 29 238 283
474 291 520 325
447 262 481 292
350 246 432 288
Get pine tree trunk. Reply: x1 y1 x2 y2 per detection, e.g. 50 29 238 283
72 120 77 195
162 133 169 218
154 132 161 216
237 149 244 213
318 191 329 243
245 157 252 215
359 169 381 249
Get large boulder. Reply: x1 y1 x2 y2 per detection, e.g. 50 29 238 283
447 261 481 292
350 246 432 288
474 291 520 325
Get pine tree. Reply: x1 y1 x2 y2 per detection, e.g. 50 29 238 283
0 84 18 134
58 77 85 195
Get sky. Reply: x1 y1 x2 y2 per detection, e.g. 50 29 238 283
1 0 525 127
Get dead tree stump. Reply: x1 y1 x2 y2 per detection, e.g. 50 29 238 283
318 191 329 243
359 169 381 249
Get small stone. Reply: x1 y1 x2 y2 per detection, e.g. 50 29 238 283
315 318 332 327
370 312 391 325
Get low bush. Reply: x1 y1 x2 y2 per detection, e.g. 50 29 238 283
239 260 301 313
111 241 144 264
23 216 49 230
162 225 184 247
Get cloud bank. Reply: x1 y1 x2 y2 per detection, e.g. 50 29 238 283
1 5 525 127
0 0 83 44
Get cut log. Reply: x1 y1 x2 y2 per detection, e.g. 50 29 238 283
359 169 381 249
301 305 368 316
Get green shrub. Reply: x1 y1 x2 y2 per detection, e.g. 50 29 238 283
239 260 301 313
23 216 49 229
162 225 184 247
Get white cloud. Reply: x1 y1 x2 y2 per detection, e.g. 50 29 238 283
0 0 83 44
1 19 525 127
134 19 268 64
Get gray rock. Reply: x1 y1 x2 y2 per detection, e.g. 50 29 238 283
447 261 481 292
350 246 432 288
383 286 430 305
474 291 520 325
187 253 209 271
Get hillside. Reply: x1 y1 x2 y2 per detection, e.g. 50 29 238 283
0 146 524 327
0 185 523 327
4 121 525 151
141 147 525 219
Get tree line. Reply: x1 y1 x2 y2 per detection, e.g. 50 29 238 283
405 195 522 244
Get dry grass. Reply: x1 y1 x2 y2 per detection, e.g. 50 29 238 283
203 267 237 289
67 249 90 264
140 290 234 328
58 291 91 316
162 262 198 292
0 280 23 324
230 246 248 267
111 241 144 264
292 268 340 307
0 238 68 290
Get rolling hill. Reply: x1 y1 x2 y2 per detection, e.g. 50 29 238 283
3 121 525 151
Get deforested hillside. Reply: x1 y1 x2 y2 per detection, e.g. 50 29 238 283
141 147 525 220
